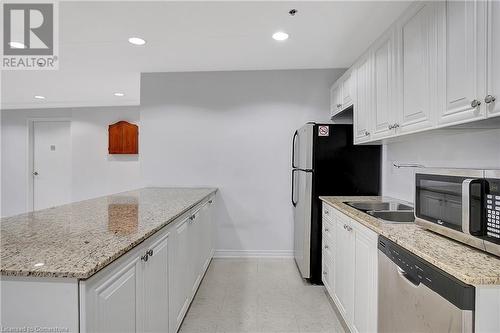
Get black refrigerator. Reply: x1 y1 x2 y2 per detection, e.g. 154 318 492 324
291 123 381 284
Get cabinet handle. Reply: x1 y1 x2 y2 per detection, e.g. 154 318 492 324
388 124 393 130
337 104 342 108
141 254 149 262
147 249 153 257
485 95 496 104
346 226 353 232
324 245 329 249
364 131 370 136
471 99 481 108
189 215 195 221
323 271 327 275
393 123 399 129
325 228 329 232
208 200 213 204
324 210 329 215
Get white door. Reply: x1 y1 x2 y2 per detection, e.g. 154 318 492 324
33 121 71 210
397 2 439 133
334 217 354 321
188 210 203 298
171 217 190 333
440 0 487 126
352 229 378 333
487 0 500 118
142 233 169 333
330 84 342 116
372 29 397 139
342 70 355 109
87 257 142 333
354 53 373 143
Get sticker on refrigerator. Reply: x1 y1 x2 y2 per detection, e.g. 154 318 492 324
318 126 329 137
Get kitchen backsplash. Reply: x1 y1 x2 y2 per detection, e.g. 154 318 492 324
382 128 500 203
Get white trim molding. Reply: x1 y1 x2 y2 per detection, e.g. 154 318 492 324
213 250 294 258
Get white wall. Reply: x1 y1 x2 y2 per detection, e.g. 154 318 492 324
382 128 500 203
1 106 141 217
140 69 343 255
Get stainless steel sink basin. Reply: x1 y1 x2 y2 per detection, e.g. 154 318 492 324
366 210 415 223
346 201 413 212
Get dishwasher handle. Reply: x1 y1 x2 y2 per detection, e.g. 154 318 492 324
397 267 420 287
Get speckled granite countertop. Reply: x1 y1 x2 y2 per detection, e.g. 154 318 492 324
1 188 217 279
320 196 500 285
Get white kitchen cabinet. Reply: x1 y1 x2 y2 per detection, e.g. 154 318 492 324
352 222 378 333
330 83 343 117
353 53 373 144
323 203 378 333
143 232 170 333
439 0 487 126
396 1 440 134
342 69 355 110
486 0 500 118
371 28 397 140
188 210 203 298
333 215 354 320
81 195 215 333
80 242 148 333
171 216 191 332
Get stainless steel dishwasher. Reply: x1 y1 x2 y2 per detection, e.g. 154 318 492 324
378 236 475 333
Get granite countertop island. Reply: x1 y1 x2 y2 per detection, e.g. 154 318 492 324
1 187 217 279
320 196 500 285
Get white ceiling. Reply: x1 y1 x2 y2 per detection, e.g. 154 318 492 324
1 1 411 110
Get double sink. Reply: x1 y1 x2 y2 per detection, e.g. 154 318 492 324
346 201 415 223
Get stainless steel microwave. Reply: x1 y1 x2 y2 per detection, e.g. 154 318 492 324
415 168 500 257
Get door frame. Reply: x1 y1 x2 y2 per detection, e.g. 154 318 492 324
26 118 72 211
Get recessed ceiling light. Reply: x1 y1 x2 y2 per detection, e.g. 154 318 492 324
34 262 44 267
113 92 125 97
128 37 146 46
9 41 26 49
272 31 289 41
34 95 46 100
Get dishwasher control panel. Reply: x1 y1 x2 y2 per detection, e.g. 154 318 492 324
378 236 475 311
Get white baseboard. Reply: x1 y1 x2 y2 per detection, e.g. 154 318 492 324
213 250 294 258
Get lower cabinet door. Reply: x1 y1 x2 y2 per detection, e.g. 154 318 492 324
352 227 378 333
171 217 191 332
322 247 334 295
334 218 355 320
188 211 203 298
82 254 143 333
142 232 169 333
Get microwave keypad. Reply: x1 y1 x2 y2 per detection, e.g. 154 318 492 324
486 194 500 239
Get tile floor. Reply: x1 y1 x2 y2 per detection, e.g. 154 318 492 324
179 258 346 333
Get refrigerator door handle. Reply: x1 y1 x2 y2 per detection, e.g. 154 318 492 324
292 169 298 207
291 130 298 168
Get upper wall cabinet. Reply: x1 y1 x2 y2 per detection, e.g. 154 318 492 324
330 83 343 117
330 69 356 118
439 0 487 126
353 53 373 144
332 0 500 145
342 70 356 110
396 1 441 134
371 28 397 140
487 0 500 118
